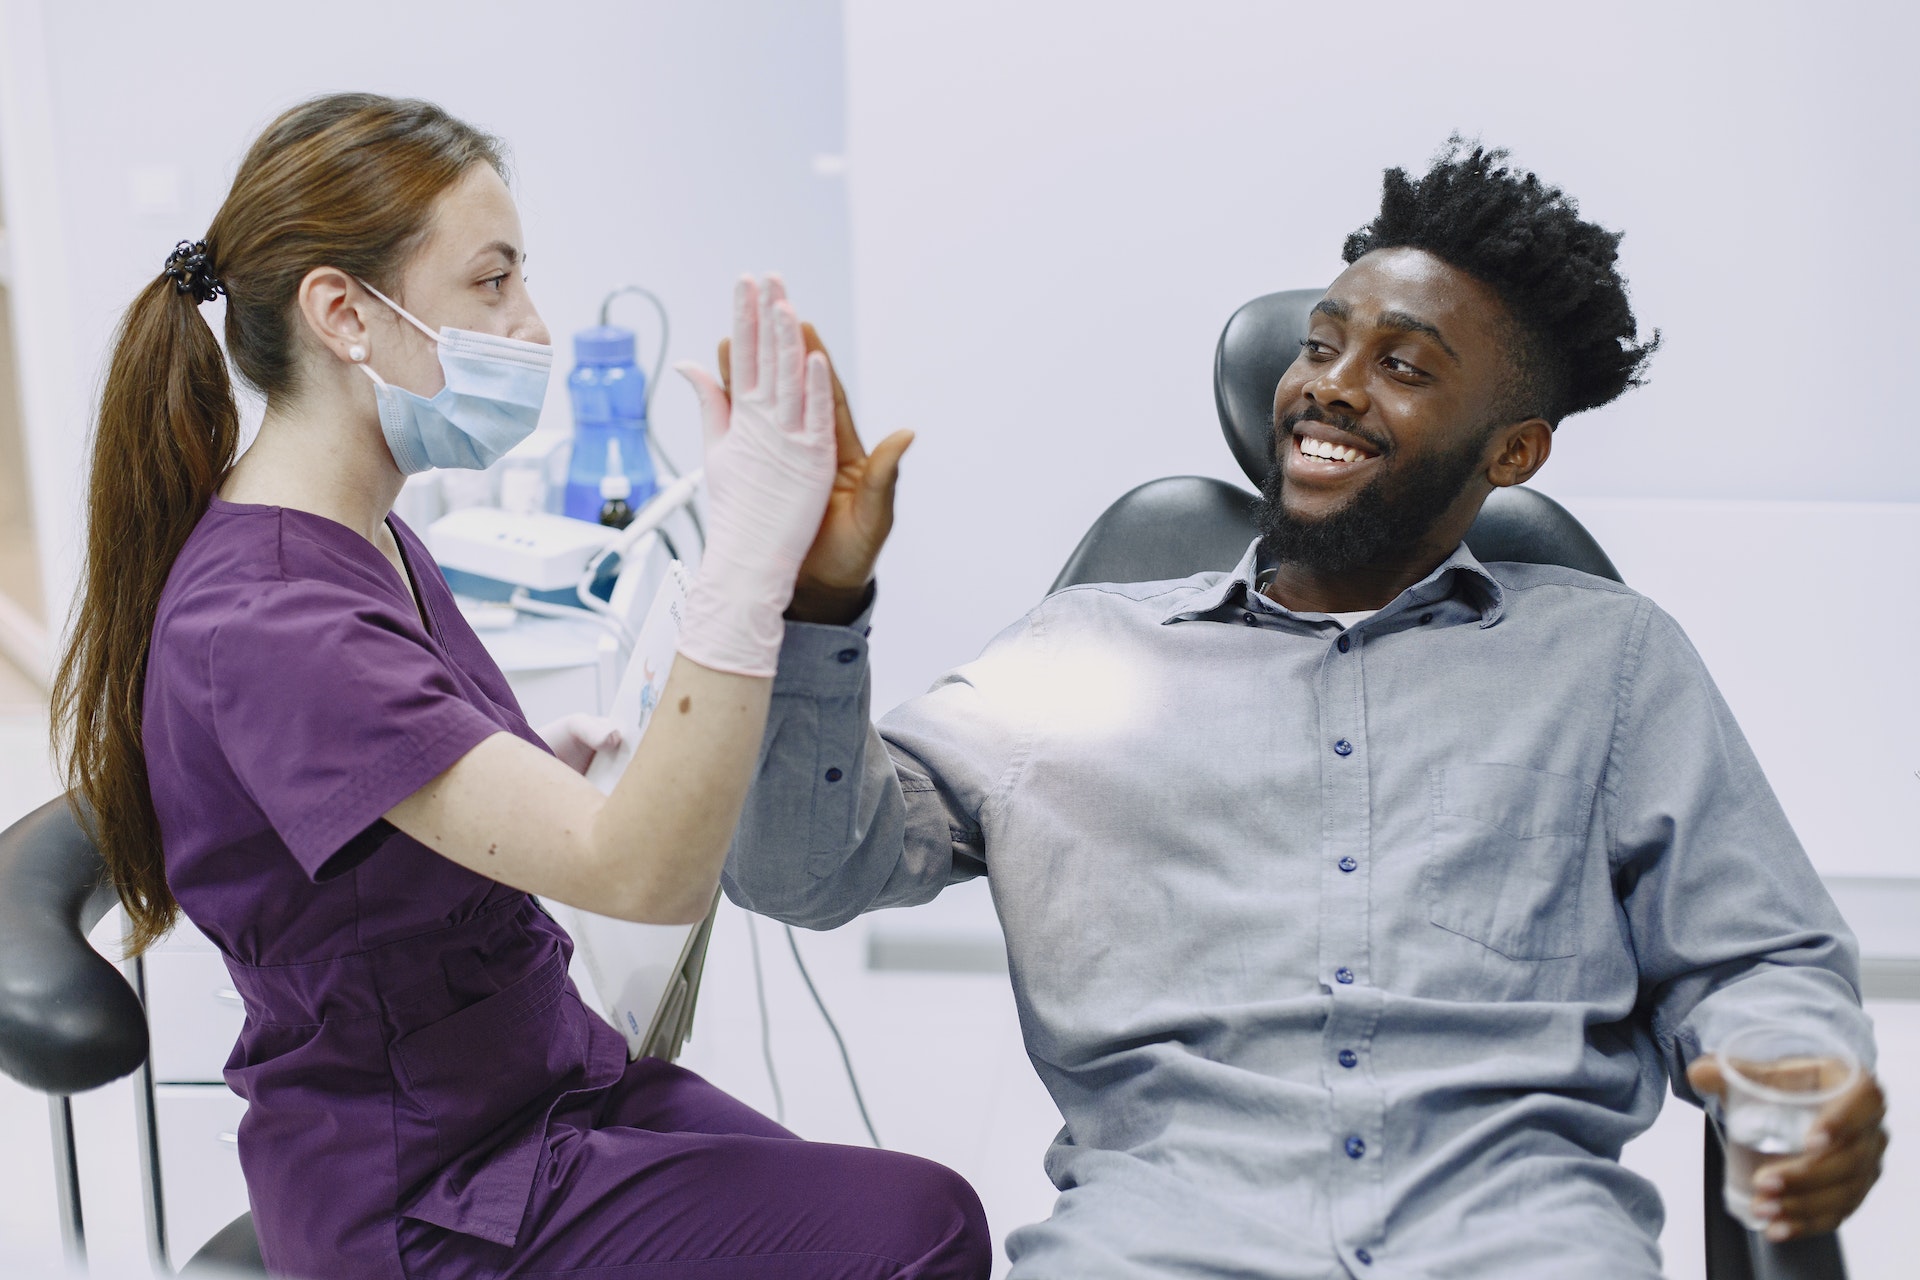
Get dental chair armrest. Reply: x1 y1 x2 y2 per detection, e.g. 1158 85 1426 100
1752 1235 1849 1280
0 793 149 1094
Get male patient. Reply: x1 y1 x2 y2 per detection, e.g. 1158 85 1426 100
718 143 1887 1277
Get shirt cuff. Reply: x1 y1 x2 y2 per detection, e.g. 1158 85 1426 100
772 593 878 699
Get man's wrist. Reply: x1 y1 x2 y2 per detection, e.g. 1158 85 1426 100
785 579 874 626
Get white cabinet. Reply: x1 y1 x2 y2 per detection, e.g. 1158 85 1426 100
472 611 613 726
153 1082 250 1265
144 947 247 1083
143 918 251 1266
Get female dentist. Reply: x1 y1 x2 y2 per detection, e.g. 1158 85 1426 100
50 93 987 1280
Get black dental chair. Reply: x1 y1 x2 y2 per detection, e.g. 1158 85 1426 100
0 794 266 1276
1051 288 1847 1280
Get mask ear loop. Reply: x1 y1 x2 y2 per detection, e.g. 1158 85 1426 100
354 277 444 346
347 340 389 389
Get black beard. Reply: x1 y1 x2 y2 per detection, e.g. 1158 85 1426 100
1254 416 1493 575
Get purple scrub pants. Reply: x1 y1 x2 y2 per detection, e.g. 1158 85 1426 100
395 1056 993 1278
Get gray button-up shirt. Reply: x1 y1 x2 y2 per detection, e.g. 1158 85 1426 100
725 539 1873 1279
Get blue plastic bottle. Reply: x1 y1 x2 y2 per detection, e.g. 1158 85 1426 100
564 325 658 522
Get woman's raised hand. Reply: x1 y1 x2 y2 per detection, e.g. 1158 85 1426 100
673 275 837 676
390 279 897 921
716 323 913 627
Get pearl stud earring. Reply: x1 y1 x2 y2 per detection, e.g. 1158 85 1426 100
348 344 366 363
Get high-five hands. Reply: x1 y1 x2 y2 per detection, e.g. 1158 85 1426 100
718 315 913 626
673 275 838 676
1689 1055 1888 1241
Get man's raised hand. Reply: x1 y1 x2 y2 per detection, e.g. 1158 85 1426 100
718 323 912 625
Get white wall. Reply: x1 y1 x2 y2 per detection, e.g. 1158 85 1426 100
0 0 81 651
840 0 1920 710
1558 498 1919 881
4 2 1916 1274
0 0 856 637
0 1 870 1272
836 3 1919 1275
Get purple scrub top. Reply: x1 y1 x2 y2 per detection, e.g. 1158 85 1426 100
143 499 628 1278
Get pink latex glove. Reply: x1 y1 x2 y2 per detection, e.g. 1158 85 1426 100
673 275 837 677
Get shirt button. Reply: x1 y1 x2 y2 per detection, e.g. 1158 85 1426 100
1334 966 1355 984
1345 1136 1367 1159
1336 634 1350 652
825 768 844 782
836 648 860 664
1338 1049 1359 1068
1333 739 1353 756
1241 611 1259 626
1338 856 1357 873
1356 1248 1374 1265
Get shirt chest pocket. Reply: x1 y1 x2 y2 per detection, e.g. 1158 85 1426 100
1421 763 1597 961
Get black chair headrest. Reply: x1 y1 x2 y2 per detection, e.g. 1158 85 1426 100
1211 288 1622 584
1213 288 1324 488
0 794 149 1095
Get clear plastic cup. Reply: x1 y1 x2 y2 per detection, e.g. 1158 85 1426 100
1714 1023 1860 1231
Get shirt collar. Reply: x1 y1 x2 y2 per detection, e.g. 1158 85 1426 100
1161 538 1507 628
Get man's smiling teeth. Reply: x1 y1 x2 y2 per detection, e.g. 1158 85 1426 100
1298 436 1369 464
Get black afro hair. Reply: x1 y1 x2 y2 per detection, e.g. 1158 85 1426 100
1342 136 1659 425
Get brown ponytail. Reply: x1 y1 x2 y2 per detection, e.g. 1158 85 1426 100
50 94 504 953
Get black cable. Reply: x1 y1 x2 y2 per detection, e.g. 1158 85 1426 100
743 912 786 1124
785 924 883 1148
599 285 671 429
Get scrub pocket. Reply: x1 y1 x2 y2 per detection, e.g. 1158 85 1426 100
392 947 579 1170
1422 762 1597 961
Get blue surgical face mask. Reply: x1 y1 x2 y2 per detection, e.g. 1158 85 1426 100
354 279 552 475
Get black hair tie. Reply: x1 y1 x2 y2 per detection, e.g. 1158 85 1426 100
163 240 225 305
